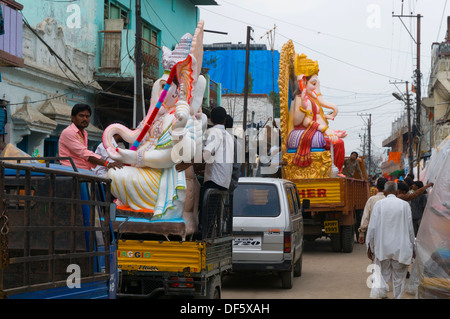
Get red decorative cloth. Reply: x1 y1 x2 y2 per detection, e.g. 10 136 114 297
294 121 320 167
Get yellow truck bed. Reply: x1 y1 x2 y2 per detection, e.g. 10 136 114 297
291 177 369 214
117 238 232 274
118 240 205 273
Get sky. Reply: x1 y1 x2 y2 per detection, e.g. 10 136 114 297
198 0 450 159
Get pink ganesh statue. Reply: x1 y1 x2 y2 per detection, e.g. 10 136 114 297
279 41 347 179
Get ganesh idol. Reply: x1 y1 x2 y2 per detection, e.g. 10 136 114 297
278 40 346 178
291 53 346 170
100 21 207 239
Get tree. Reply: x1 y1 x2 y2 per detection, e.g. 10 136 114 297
270 91 280 118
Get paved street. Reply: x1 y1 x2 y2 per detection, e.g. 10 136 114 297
222 238 415 299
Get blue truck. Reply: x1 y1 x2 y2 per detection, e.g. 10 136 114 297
0 157 117 299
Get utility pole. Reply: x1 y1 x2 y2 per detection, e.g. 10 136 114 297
416 14 422 179
134 0 144 127
391 80 414 174
392 10 422 177
360 130 367 158
243 26 253 134
261 25 277 117
242 26 253 177
358 113 372 175
368 114 372 175
405 82 414 174
416 14 422 130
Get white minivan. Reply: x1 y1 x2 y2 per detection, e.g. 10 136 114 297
232 177 304 289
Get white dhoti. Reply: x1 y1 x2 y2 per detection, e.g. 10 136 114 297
370 257 409 299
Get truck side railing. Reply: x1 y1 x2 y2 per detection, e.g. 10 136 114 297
199 189 233 241
0 158 114 298
0 156 80 172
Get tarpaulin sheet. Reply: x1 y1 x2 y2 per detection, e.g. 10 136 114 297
203 50 280 94
406 136 450 298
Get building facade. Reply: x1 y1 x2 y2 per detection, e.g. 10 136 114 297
381 17 450 178
222 93 274 137
422 18 450 152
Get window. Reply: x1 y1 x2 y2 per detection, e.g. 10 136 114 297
142 22 159 46
44 136 59 158
141 22 160 79
285 186 295 216
104 0 130 29
289 186 301 212
17 135 28 153
233 183 280 217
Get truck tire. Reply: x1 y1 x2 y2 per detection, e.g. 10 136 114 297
199 275 221 299
294 253 302 277
280 267 294 289
341 225 354 253
330 233 341 252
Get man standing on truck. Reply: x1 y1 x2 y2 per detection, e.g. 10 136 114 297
342 151 364 179
59 104 124 172
225 114 241 191
202 106 234 192
366 181 415 299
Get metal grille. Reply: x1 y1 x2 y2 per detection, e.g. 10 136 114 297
0 157 113 298
200 189 233 240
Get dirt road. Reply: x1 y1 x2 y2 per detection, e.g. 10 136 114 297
222 238 415 299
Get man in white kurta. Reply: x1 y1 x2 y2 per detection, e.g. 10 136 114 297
366 181 415 299
358 177 387 244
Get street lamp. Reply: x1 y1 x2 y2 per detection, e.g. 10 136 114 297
392 92 404 101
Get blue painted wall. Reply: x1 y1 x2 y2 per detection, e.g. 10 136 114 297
20 0 201 78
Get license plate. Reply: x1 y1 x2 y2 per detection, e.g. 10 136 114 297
233 236 262 247
324 220 339 233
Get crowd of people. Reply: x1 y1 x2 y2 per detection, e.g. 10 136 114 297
358 173 433 299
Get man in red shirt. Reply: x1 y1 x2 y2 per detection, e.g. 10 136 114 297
59 104 123 172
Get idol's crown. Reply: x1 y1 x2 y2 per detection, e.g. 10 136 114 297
295 53 319 77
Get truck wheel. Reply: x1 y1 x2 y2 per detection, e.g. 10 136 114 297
199 275 221 299
294 254 302 277
209 286 220 299
280 268 294 289
341 225 354 253
330 233 341 252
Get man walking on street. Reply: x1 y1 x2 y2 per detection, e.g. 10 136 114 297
410 181 427 236
366 181 415 299
358 177 387 244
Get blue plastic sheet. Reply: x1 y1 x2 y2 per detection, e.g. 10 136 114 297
203 50 280 94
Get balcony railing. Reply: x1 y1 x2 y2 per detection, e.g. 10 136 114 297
0 0 24 67
141 38 160 81
99 30 160 80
